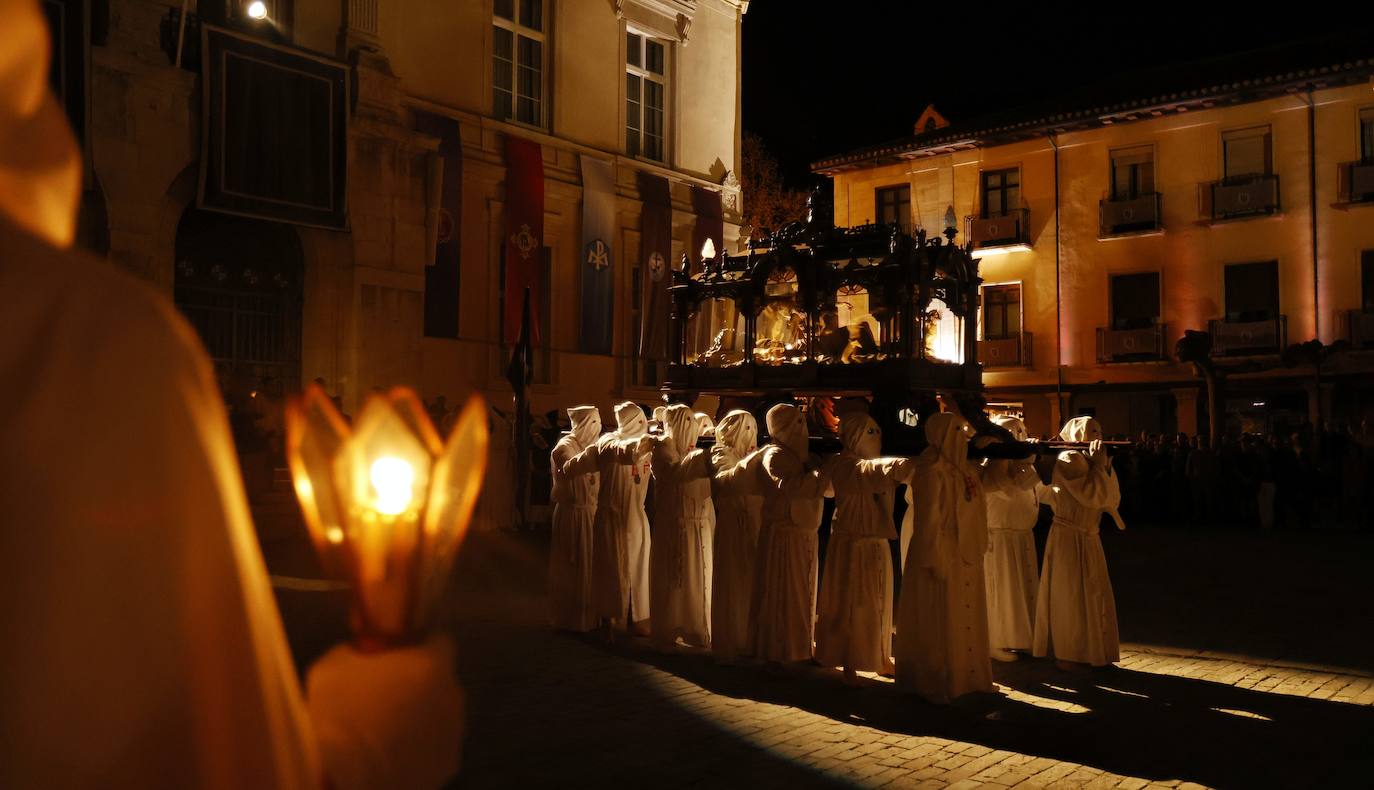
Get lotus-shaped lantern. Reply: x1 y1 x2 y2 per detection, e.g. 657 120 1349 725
286 385 488 649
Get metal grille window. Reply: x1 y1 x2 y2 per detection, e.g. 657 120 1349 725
1223 127 1272 180
981 283 1020 340
493 0 545 127
173 209 303 394
1110 146 1154 201
626 30 667 162
980 168 1020 218
875 185 910 230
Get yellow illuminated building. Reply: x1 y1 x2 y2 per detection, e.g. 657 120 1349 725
817 50 1374 439
70 0 745 421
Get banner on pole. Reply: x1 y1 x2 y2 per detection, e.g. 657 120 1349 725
638 172 672 360
503 136 544 345
579 155 616 355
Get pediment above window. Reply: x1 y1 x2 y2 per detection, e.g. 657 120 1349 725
615 0 697 44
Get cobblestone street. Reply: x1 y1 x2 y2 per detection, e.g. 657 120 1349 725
269 527 1374 789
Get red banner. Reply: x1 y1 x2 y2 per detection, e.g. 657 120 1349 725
691 185 724 274
504 136 544 345
638 172 672 360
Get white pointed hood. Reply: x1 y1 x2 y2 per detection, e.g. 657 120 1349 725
714 410 757 458
614 401 647 438
992 414 1028 442
0 0 80 247
766 403 808 458
567 406 601 448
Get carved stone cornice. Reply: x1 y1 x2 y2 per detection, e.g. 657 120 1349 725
614 0 698 44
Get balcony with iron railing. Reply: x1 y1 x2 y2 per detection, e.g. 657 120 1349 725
1096 323 1167 363
978 331 1032 368
1336 160 1374 205
1201 174 1280 222
1208 315 1287 356
1349 310 1374 348
965 208 1030 253
1099 193 1161 237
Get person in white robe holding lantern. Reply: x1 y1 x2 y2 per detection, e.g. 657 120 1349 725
1033 416 1125 670
1 5 464 784
748 403 833 664
815 413 912 683
709 410 764 662
563 402 653 639
648 404 715 648
982 415 1043 661
894 411 995 703
548 406 601 632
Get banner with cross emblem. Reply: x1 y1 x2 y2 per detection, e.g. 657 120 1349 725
638 171 673 360
579 156 616 354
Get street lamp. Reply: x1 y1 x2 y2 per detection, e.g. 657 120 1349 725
286 385 489 649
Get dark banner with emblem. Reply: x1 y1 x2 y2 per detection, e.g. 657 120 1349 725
691 185 724 274
638 172 672 360
416 111 462 339
504 136 544 345
579 155 615 355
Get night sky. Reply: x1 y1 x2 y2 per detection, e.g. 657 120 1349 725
741 10 1367 187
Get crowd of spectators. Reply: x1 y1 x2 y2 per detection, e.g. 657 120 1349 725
1109 420 1374 530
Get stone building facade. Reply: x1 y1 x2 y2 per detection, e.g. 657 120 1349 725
76 0 746 420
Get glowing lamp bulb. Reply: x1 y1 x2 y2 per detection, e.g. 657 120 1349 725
246 1 268 20
369 456 415 516
700 238 716 261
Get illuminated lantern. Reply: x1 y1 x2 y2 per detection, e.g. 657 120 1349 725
286 385 488 649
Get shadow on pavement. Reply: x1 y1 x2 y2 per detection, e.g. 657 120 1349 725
611 638 1374 788
271 528 1374 788
444 531 854 789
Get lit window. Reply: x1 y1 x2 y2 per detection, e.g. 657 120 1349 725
875 185 910 230
626 30 668 162
1222 127 1271 181
493 0 545 128
980 168 1020 218
982 283 1021 340
1110 146 1154 201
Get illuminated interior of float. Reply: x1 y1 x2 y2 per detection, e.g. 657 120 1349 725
662 213 985 452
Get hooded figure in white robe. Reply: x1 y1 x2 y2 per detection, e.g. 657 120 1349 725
815 414 912 678
982 415 1043 658
549 406 601 631
564 402 652 630
709 410 764 662
748 403 832 663
0 4 461 785
894 412 995 703
695 412 716 439
1033 416 1125 668
648 404 715 648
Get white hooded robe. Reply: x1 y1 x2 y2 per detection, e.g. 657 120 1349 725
0 2 319 782
649 404 715 648
1032 416 1124 666
748 404 831 663
894 412 995 702
814 414 911 673
549 406 601 631
564 402 652 625
709 410 764 662
982 415 1042 652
